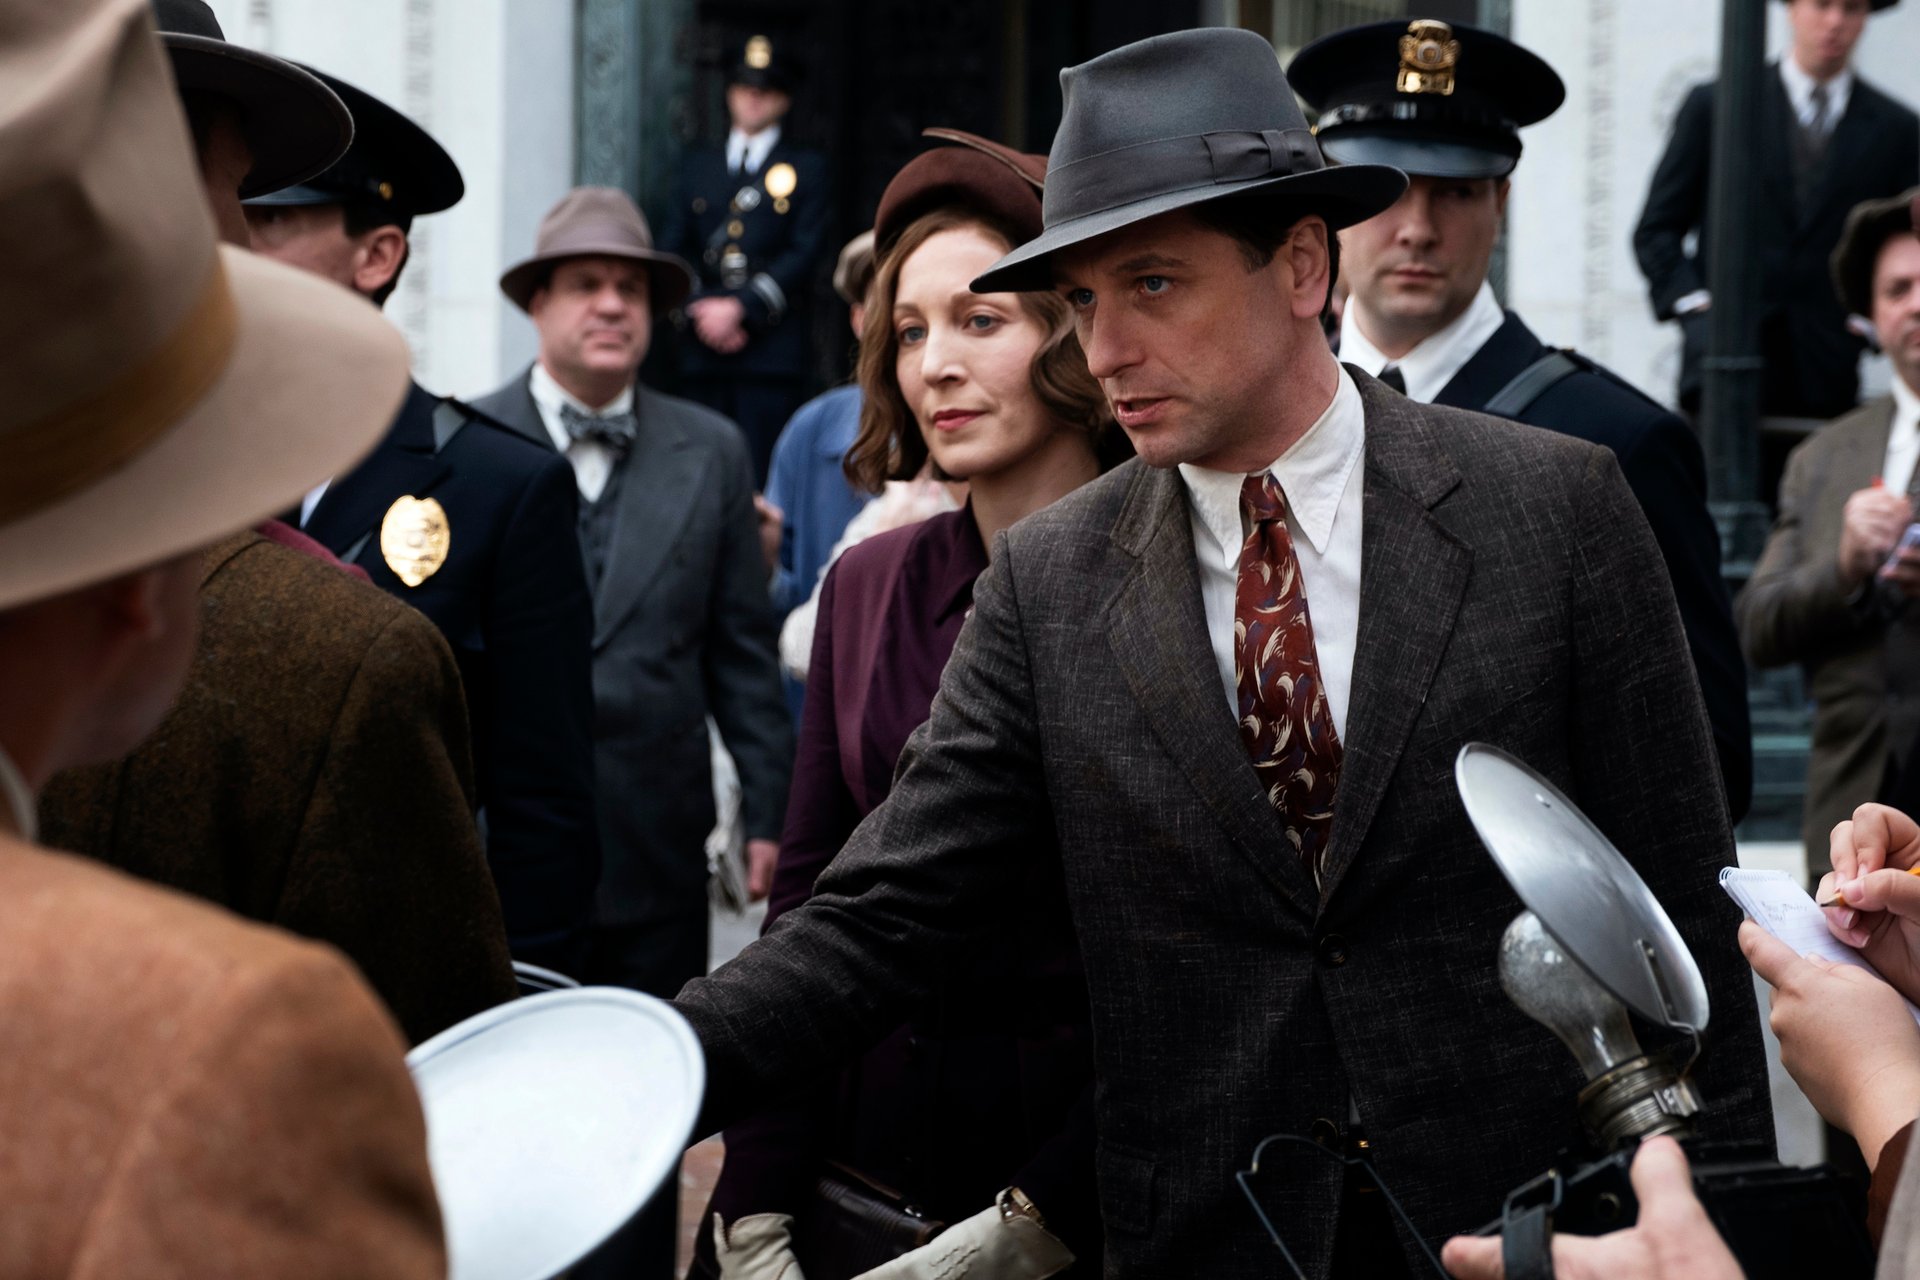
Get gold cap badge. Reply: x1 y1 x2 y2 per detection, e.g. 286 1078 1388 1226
764 162 798 201
380 495 450 588
745 35 772 69
1398 20 1461 96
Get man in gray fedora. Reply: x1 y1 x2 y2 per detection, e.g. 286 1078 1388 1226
677 28 1771 1278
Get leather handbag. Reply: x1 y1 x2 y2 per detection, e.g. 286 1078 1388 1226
790 1161 947 1279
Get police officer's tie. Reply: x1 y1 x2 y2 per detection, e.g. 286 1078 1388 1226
1235 472 1343 887
1378 364 1406 394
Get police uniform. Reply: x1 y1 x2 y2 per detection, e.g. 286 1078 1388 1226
247 71 601 973
660 37 830 485
1291 20 1754 823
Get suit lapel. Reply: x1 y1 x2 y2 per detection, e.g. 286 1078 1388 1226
1103 465 1320 919
589 386 709 647
1812 90 1883 231
1760 68 1797 214
304 382 453 563
1317 379 1472 901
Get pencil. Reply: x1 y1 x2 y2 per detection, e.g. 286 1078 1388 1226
1817 865 1920 908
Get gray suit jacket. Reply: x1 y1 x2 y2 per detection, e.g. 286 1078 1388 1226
678 374 1773 1278
471 368 790 926
1736 397 1895 858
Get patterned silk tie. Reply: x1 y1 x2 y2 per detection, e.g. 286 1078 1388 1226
1235 472 1344 886
559 403 638 458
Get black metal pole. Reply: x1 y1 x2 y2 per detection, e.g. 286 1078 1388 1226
1701 0 1772 569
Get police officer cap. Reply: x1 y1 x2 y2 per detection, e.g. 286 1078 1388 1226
1289 19 1565 181
244 66 464 225
728 34 796 95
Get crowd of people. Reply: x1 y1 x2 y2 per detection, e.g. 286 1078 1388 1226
8 0 1920 1275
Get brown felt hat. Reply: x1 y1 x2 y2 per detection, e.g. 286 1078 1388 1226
874 129 1048 254
1831 186 1920 317
499 187 695 314
0 0 410 609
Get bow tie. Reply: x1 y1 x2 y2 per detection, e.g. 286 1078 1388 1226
559 403 637 455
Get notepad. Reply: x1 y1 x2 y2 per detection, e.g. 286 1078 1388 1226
1721 866 1920 1027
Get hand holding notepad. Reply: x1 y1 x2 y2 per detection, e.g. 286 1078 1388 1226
1721 867 1920 1027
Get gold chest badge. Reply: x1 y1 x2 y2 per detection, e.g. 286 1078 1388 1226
1398 20 1461 96
380 495 450 588
764 162 798 201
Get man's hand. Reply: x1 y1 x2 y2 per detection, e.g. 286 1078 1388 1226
1441 1137 1741 1280
1837 484 1912 587
714 1212 805 1280
1822 804 1920 1002
690 295 749 354
1741 919 1920 1167
755 494 784 575
853 1194 1073 1280
746 838 780 901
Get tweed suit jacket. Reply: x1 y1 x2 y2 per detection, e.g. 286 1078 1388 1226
40 532 519 1045
471 370 792 926
678 374 1773 1279
0 814 443 1277
1736 397 1896 858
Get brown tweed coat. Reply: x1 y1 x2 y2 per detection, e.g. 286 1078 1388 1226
0 811 443 1276
41 531 518 1044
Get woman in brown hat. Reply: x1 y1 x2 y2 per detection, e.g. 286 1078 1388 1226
703 132 1116 1280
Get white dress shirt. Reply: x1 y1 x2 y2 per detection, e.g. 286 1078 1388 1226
1780 55 1853 134
726 124 782 177
530 362 633 504
1885 373 1920 495
1177 365 1367 739
0 743 37 843
1339 281 1507 405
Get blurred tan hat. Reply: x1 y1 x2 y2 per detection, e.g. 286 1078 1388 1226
832 230 876 305
499 187 695 314
0 0 411 609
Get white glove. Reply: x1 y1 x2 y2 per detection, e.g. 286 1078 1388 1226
714 1212 807 1280
853 1192 1074 1280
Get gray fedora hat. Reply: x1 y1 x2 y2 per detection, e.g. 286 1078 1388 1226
973 28 1407 292
499 187 695 314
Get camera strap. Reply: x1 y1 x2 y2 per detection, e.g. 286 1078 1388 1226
1499 1169 1562 1280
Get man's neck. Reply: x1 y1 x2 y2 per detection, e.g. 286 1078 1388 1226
539 359 631 414
1196 344 1342 474
1790 47 1849 86
1352 298 1465 364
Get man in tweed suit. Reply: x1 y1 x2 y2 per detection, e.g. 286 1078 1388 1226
0 0 441 1269
678 29 1771 1279
40 0 518 1046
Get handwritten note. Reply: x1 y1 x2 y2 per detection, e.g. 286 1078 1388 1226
1721 866 1920 1027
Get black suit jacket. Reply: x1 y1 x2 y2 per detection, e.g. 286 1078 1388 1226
678 373 1773 1278
470 370 792 926
660 139 831 380
1435 312 1753 822
305 382 599 963
1633 66 1920 417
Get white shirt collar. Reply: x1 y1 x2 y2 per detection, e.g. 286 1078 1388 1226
1177 364 1366 565
1339 281 1507 405
530 361 633 446
727 124 782 175
1892 370 1920 435
1780 55 1853 127
0 742 37 843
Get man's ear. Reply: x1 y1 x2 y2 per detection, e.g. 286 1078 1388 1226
1284 216 1333 322
1495 178 1512 220
353 225 409 298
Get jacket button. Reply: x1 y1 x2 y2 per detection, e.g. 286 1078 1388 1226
1308 1117 1341 1149
1317 934 1348 968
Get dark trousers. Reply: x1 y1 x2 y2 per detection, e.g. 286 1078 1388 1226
679 374 809 489
571 913 711 1279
